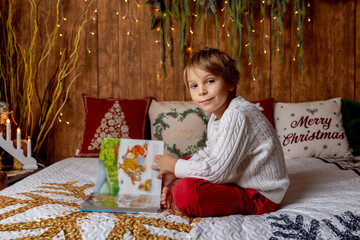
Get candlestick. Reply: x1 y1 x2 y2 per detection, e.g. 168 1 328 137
6 119 10 141
17 128 21 150
27 137 31 158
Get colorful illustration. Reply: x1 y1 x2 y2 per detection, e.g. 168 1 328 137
138 179 152 191
98 138 121 195
119 144 148 185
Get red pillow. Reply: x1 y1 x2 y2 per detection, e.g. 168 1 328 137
77 94 153 157
251 97 274 125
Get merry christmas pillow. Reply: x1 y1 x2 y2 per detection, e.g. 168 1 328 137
77 94 152 157
274 98 352 160
149 100 210 159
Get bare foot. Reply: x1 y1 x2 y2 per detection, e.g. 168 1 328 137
161 186 178 211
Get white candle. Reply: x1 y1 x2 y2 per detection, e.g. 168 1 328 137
17 128 21 150
6 119 11 141
27 137 31 158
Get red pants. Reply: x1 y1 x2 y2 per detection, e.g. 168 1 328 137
172 178 279 217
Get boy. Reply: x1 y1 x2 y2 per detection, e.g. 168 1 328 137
152 47 289 217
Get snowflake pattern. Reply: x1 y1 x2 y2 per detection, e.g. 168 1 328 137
268 211 360 240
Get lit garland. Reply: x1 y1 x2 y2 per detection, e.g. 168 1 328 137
145 0 309 77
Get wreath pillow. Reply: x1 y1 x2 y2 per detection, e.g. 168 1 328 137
148 100 210 159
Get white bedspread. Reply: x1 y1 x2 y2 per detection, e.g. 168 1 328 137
0 157 359 239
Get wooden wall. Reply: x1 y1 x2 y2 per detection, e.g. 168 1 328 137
3 0 360 164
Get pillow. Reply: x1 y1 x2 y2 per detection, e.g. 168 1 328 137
149 100 211 159
78 94 152 157
251 97 274 125
341 98 360 155
274 98 352 159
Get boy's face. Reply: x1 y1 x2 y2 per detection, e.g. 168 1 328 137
187 67 235 119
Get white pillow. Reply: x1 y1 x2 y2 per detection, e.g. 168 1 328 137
274 98 352 159
149 100 210 158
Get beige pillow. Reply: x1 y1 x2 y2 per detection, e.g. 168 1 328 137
274 98 352 159
149 100 210 158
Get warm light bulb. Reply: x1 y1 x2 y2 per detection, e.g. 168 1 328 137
63 17 67 21
127 31 131 35
293 58 296 61
248 62 251 66
91 32 95 35
88 50 92 53
264 50 267 54
116 12 119 15
59 33 63 37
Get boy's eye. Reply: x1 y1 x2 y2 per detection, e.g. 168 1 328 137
190 84 197 89
206 79 215 84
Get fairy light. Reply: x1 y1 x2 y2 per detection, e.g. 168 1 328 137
58 112 70 125
86 1 97 54
134 0 140 23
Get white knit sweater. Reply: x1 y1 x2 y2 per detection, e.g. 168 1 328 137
175 96 289 204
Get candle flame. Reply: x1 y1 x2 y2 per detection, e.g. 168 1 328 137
27 136 31 142
6 119 10 124
17 128 21 133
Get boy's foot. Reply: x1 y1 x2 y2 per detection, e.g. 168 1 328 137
161 186 178 211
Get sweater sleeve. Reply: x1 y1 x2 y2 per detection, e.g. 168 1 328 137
175 111 251 183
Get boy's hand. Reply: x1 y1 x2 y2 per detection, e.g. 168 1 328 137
152 154 178 179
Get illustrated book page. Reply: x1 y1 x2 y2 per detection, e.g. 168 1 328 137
80 138 164 213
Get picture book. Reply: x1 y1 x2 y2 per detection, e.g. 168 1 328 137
80 138 164 213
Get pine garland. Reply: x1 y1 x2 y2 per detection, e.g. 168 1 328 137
145 0 307 75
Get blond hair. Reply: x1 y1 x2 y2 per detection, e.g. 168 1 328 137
183 47 239 94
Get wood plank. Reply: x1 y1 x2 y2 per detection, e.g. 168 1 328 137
98 0 120 98
52 0 98 163
356 0 360 101
141 4 164 101
332 0 355 99
290 0 314 103
271 2 293 103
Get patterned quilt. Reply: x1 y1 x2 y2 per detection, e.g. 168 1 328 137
0 157 359 239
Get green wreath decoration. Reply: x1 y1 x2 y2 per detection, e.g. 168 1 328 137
152 107 208 158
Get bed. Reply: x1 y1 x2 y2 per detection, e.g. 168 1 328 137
0 156 359 239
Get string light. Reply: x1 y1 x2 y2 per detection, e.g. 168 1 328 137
86 1 97 54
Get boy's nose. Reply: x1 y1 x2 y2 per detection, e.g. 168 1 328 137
199 88 207 96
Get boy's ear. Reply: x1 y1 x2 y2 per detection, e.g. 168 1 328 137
228 83 236 92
